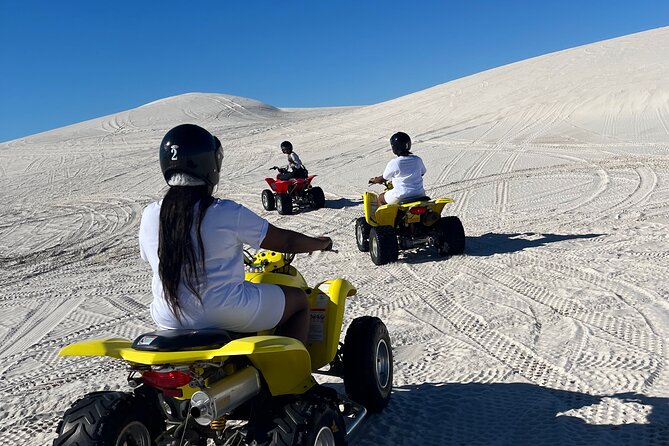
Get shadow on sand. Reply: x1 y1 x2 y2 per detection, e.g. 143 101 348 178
291 198 361 214
349 382 668 445
465 232 604 257
325 197 362 210
390 232 604 265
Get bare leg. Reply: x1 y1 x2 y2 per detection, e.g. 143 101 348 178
276 285 309 344
378 192 387 205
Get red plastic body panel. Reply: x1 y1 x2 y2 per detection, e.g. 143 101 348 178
264 176 315 194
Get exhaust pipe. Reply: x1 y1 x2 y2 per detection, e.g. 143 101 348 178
190 367 261 426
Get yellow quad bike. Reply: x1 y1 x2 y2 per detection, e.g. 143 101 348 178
53 251 392 446
356 182 465 265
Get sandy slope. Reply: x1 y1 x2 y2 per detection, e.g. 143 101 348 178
1 27 669 445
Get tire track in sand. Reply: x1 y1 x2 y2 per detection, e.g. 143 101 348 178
0 297 84 361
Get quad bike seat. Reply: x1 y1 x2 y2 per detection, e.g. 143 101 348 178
398 195 431 205
132 328 245 352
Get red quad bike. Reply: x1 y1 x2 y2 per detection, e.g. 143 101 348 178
262 167 325 215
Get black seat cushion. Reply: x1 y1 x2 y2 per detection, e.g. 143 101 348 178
399 195 431 204
132 328 242 352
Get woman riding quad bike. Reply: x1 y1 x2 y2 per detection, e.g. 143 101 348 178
357 132 465 265
53 251 392 446
52 124 393 446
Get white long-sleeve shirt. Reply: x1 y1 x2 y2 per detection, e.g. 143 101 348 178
287 152 305 171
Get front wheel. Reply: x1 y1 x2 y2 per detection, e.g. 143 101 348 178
343 316 393 412
369 226 398 265
276 194 293 215
262 189 276 211
355 217 371 252
53 391 164 446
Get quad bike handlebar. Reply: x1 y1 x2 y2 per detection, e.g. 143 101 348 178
270 166 288 174
244 248 337 271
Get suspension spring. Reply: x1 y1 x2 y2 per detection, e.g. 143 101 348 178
210 417 227 431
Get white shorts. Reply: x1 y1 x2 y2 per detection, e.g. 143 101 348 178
151 282 285 333
384 188 425 205
224 282 286 332
383 188 402 204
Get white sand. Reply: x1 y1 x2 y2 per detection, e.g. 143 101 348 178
1 27 669 445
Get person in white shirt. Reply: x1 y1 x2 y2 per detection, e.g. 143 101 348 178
277 140 308 180
369 132 427 205
139 124 331 344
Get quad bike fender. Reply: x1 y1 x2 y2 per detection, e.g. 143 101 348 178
59 338 132 359
363 190 400 226
273 181 290 194
306 278 357 370
398 198 455 224
374 205 400 227
264 178 277 191
60 336 315 396
234 336 316 395
429 198 455 215
364 193 455 227
362 191 381 226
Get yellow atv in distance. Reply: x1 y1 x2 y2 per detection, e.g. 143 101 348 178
53 251 392 446
356 182 465 265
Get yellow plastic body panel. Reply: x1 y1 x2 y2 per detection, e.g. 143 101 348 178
374 205 400 227
362 191 383 226
245 266 308 289
60 336 314 396
305 279 357 369
363 191 454 227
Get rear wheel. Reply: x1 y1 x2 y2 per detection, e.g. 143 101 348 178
343 316 393 412
262 189 276 211
369 226 398 265
53 390 164 446
355 217 371 252
437 216 465 256
253 398 346 446
308 187 326 209
276 194 293 215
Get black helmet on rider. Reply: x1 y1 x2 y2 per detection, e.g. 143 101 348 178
159 124 223 188
390 132 412 156
280 140 293 154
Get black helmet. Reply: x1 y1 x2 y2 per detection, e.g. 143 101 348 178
390 132 412 156
280 140 293 154
159 124 223 187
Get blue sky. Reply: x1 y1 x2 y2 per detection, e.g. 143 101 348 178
1 0 668 143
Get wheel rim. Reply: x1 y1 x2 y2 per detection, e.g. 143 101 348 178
356 224 364 245
115 421 151 446
262 193 268 208
314 426 336 446
376 338 391 390
370 233 378 258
